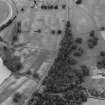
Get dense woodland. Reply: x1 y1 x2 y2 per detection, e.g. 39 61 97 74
1 0 105 105
26 20 90 105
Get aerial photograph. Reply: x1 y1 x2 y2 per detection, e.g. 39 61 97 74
1 0 105 105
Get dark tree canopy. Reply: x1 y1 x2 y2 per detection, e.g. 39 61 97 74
27 21 89 105
2 46 23 72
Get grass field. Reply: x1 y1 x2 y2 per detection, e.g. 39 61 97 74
84 98 105 105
